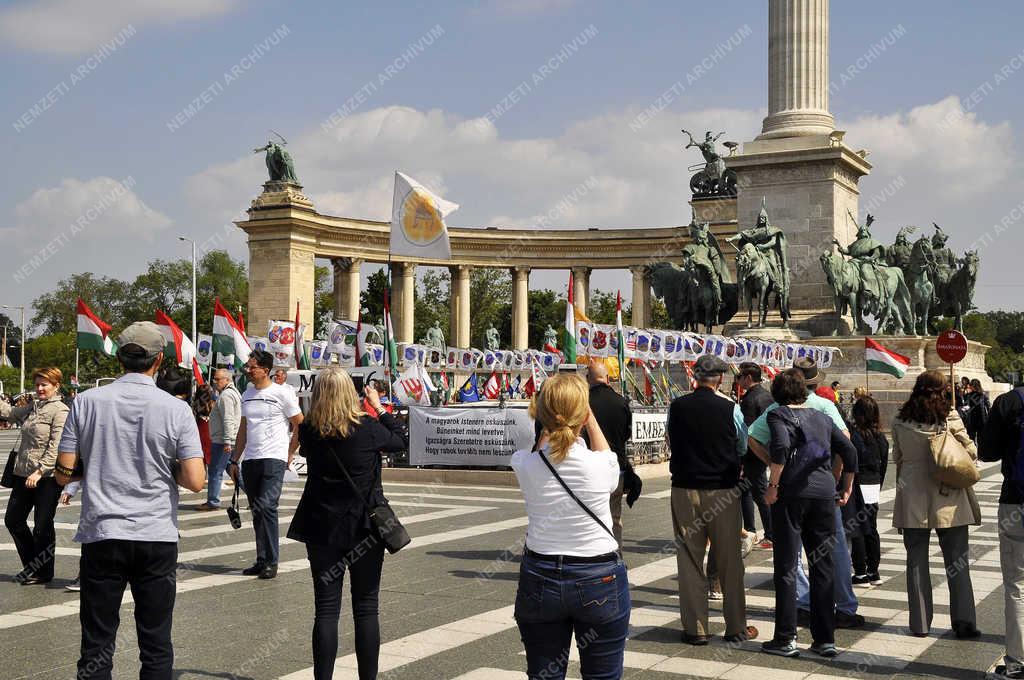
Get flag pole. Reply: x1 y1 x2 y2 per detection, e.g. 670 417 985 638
385 253 394 403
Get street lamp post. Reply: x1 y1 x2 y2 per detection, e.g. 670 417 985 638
178 237 197 363
2 305 26 393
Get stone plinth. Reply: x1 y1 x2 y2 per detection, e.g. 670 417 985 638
803 335 1008 429
728 138 871 337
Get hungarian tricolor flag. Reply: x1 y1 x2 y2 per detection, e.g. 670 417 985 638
865 337 910 378
355 309 373 367
155 310 196 368
563 272 577 363
615 290 626 392
213 298 251 366
76 298 117 356
482 371 501 400
382 280 399 380
294 301 310 370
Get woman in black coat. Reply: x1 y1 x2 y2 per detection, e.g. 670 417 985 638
287 368 408 680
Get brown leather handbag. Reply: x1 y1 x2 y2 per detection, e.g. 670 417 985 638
929 424 980 489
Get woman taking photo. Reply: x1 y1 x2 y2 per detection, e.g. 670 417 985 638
761 369 857 659
892 369 981 639
511 372 629 679
850 395 888 586
2 367 70 585
286 368 407 680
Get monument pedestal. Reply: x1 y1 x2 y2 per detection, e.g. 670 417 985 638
802 335 1008 429
721 324 804 342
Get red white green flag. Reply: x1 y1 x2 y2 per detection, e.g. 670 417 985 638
212 298 251 365
865 337 910 378
155 310 196 368
294 301 310 370
615 290 626 392
563 272 577 363
76 298 117 356
382 283 399 381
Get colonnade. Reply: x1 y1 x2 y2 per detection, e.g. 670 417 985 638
329 258 654 349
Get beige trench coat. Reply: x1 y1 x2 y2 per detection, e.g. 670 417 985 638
0 396 69 478
891 412 981 529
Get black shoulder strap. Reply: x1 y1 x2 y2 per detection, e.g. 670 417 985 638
536 449 615 540
331 444 378 512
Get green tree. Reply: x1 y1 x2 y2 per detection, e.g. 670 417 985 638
31 273 127 334
360 270 389 325
313 265 334 337
197 250 248 333
527 289 564 349
587 289 619 325
469 268 511 348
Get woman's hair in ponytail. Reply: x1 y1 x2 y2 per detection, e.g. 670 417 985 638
529 373 589 463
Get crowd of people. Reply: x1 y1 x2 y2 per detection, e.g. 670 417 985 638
3 320 1024 680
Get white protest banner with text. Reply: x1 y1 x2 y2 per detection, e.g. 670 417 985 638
408 405 535 466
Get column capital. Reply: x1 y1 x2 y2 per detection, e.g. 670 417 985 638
448 264 473 276
629 264 650 276
510 265 531 276
331 257 363 272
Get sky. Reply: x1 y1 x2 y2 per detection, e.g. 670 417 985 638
2 0 1023 333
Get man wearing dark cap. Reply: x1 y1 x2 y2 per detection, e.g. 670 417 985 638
56 321 206 680
667 354 757 645
737 362 775 548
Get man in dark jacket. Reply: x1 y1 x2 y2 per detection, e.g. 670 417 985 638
980 386 1024 680
667 354 755 645
737 362 774 548
586 361 633 547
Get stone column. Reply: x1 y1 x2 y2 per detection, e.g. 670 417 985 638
332 258 362 321
758 0 834 139
630 266 648 327
449 265 472 348
392 262 415 343
642 268 652 327
571 266 589 318
511 266 530 350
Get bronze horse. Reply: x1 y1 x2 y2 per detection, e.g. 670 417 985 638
649 261 737 332
736 243 790 328
820 250 865 335
932 251 979 332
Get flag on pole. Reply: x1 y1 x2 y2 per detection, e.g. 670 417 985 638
393 364 434 405
294 301 310 370
212 299 251 365
191 358 206 386
390 172 458 260
382 284 399 381
615 290 626 393
237 307 246 336
458 373 481 402
155 310 196 368
482 371 501 400
563 272 577 363
76 299 117 356
865 337 910 378
355 310 374 367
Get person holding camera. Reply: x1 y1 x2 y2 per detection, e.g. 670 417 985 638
55 321 206 680
2 366 69 585
512 372 629 679
228 349 303 580
286 368 408 680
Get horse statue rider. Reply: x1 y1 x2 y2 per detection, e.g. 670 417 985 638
687 214 730 313
886 226 916 272
833 211 914 335
726 197 791 326
930 222 958 294
906 235 938 335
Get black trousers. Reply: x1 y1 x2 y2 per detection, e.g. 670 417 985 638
742 456 772 540
242 458 286 566
771 497 836 643
851 502 881 575
78 540 178 680
306 537 386 680
4 475 61 580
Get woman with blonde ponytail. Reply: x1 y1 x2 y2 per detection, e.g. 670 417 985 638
511 372 630 679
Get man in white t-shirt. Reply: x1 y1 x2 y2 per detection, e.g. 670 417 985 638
228 349 303 579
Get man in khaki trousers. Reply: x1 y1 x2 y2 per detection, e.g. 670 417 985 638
667 355 756 645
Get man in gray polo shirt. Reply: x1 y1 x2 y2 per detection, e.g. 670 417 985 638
56 321 206 680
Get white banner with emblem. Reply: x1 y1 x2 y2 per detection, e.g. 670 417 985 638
408 405 535 466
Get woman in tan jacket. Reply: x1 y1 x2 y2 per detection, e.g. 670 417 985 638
892 369 981 639
1 367 69 585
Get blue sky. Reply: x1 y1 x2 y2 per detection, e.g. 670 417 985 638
2 0 1023 328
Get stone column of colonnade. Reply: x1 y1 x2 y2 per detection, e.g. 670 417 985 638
630 265 652 328
571 266 590 318
331 257 362 321
448 265 472 348
511 266 530 350
390 262 416 343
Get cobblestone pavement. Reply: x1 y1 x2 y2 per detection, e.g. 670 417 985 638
0 427 1009 678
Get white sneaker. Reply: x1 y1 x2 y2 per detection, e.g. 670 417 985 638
741 533 755 558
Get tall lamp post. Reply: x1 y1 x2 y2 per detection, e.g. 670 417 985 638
2 305 26 393
178 237 197 362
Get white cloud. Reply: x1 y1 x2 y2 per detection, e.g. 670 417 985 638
184 97 1022 308
0 0 238 56
6 176 172 248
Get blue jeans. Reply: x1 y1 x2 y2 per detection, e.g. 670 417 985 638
515 551 630 680
207 444 230 507
241 458 286 566
796 505 858 615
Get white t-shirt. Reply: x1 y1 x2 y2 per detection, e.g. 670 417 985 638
240 382 301 462
511 439 620 557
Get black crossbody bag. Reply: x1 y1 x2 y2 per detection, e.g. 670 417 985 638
535 449 616 542
1 449 16 488
333 450 411 554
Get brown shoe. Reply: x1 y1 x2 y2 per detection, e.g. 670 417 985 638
682 632 710 646
195 503 218 512
724 626 759 643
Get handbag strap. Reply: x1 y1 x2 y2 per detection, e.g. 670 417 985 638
329 443 378 513
230 478 239 510
535 448 615 541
